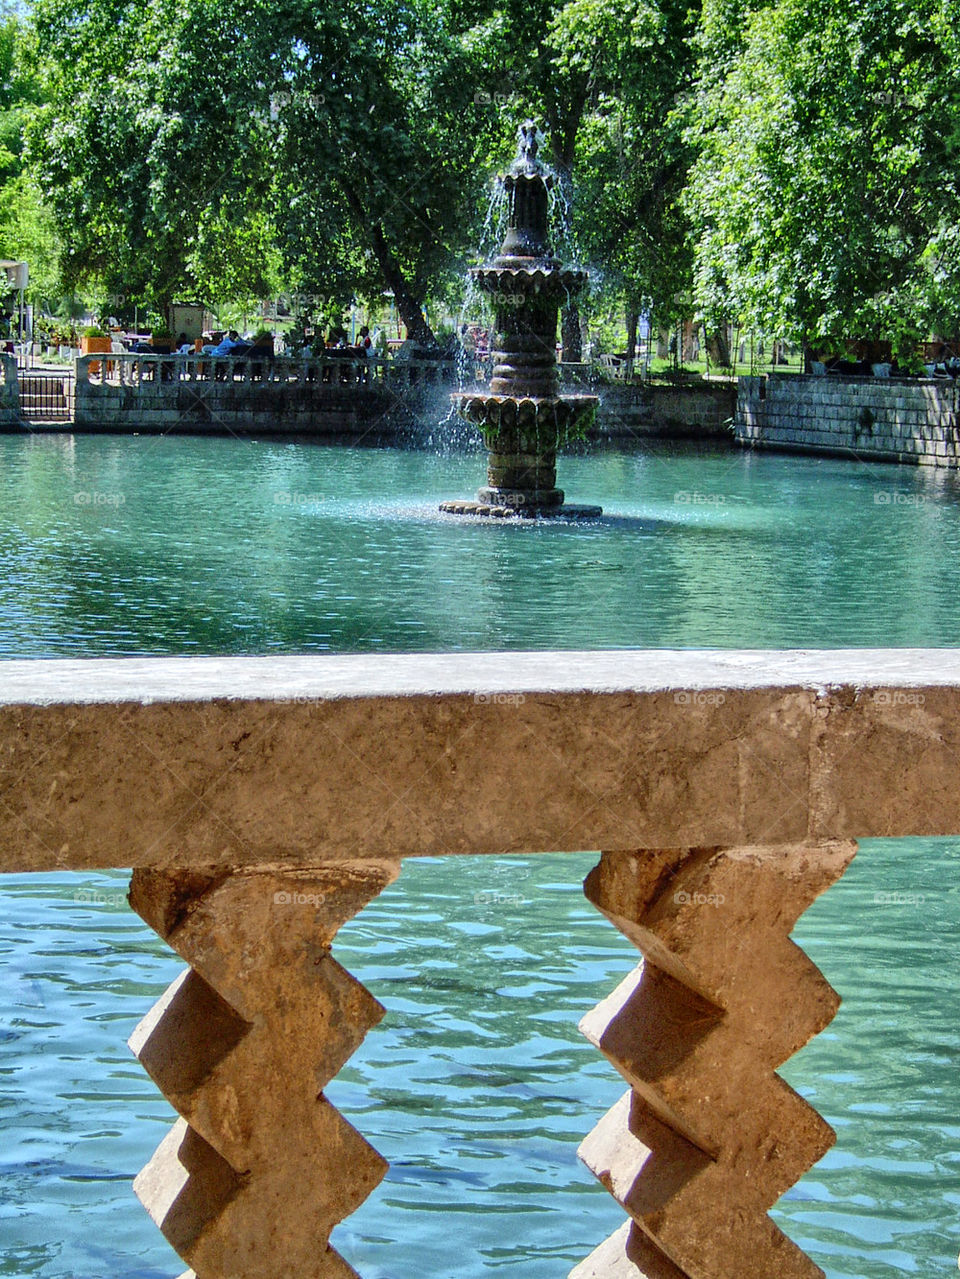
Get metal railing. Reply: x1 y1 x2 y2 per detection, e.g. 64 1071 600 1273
18 369 75 422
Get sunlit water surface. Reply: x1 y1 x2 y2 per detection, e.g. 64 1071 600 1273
1 434 959 1277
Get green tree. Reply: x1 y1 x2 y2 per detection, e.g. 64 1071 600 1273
684 0 960 354
29 0 501 341
267 0 491 345
548 0 696 354
30 0 282 311
0 13 60 305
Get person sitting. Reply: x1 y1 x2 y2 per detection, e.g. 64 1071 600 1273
202 330 245 356
200 329 249 381
358 324 373 354
216 330 246 355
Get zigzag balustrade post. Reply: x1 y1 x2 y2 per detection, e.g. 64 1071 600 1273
573 843 856 1279
127 860 400 1279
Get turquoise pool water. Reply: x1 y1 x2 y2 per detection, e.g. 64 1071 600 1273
1 434 959 1277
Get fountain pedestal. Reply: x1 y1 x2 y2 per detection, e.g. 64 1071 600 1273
440 123 602 520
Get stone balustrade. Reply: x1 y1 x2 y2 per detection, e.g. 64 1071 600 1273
2 647 957 1278
68 355 733 440
0 355 730 439
0 352 20 425
74 352 459 434
79 350 458 390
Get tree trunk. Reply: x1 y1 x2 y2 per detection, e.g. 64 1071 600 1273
340 179 437 348
625 310 639 360
681 320 699 363
706 326 731 366
369 224 436 347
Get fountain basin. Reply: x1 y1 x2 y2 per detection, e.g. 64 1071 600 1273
437 496 602 519
442 392 602 517
452 392 598 437
472 265 589 295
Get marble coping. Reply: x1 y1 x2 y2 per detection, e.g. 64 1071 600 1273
0 649 958 870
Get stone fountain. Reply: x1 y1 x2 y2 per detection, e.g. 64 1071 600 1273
440 122 602 519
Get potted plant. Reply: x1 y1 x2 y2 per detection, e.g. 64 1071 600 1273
79 325 112 376
150 326 173 354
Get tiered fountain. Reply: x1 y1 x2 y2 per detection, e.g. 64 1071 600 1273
440 122 602 519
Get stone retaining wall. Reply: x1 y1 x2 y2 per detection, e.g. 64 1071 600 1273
735 373 960 465
68 356 734 442
74 357 449 437
594 380 735 440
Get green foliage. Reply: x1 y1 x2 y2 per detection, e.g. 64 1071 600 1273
188 209 282 313
0 173 60 301
0 13 61 305
22 0 960 352
684 0 960 347
29 0 277 308
44 320 76 346
27 0 495 338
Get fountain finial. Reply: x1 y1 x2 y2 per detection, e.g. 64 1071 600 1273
512 120 542 176
498 120 554 267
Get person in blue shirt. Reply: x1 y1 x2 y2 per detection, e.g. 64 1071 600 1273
202 330 246 356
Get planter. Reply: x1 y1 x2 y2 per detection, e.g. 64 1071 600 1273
81 335 112 376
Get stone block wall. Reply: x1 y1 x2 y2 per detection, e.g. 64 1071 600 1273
70 358 736 443
596 381 735 440
735 373 960 465
74 369 452 438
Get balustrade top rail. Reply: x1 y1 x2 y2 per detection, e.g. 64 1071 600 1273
77 350 467 390
1 648 958 872
74 352 603 391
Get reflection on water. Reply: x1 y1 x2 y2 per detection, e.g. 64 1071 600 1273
2 435 960 655
2 436 960 1276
